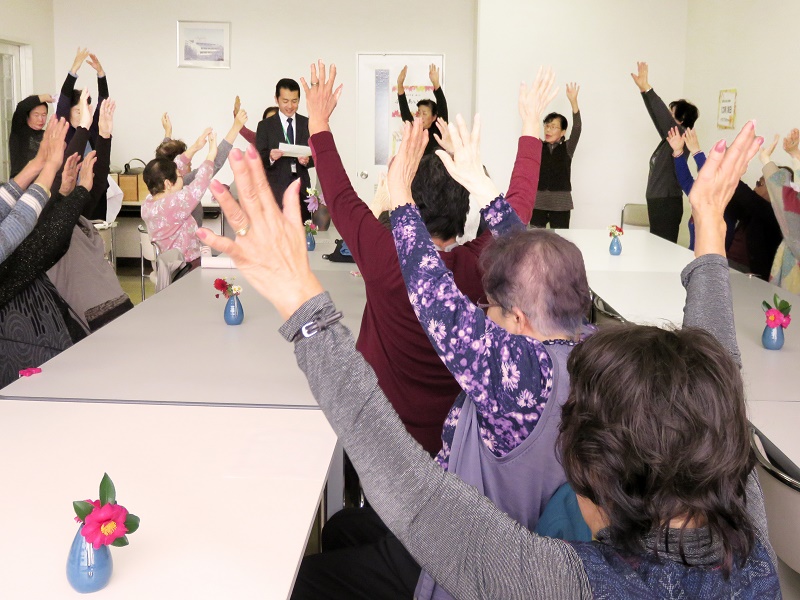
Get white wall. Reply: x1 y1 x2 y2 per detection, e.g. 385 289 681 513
476 0 689 230
0 0 55 94
685 0 800 186
52 0 476 182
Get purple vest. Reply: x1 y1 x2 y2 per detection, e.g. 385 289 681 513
415 343 573 600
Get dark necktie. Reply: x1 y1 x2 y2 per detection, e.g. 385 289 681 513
286 117 294 144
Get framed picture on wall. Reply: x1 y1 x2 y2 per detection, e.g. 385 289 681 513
177 21 231 69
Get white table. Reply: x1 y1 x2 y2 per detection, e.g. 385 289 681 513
0 264 365 407
557 229 695 273
0 399 337 599
748 401 800 469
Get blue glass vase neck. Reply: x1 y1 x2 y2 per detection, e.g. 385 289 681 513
224 295 244 325
761 324 785 350
609 236 622 255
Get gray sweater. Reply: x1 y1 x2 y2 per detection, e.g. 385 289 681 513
279 254 775 599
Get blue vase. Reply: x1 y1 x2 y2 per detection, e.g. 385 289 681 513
609 236 622 255
224 295 244 325
306 233 316 251
66 525 113 593
762 325 785 350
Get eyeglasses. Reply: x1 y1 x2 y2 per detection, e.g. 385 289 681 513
477 296 504 312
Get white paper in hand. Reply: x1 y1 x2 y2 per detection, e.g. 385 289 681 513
278 143 312 158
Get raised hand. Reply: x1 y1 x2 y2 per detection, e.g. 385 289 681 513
161 112 172 138
432 117 454 154
435 114 500 205
196 146 324 320
519 66 558 138
630 61 650 93
691 122 763 257
78 88 93 130
189 127 212 154
397 66 408 93
758 133 779 165
206 131 218 162
566 82 580 110
429 64 441 90
302 59 343 136
59 153 82 196
783 128 800 159
234 108 248 128
78 150 97 191
387 118 428 209
233 95 241 117
70 48 90 74
98 99 116 138
39 94 56 104
667 126 685 155
684 128 701 154
87 53 105 77
42 116 70 171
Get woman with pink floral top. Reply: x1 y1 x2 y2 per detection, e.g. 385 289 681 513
141 132 217 265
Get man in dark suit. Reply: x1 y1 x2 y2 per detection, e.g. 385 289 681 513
256 78 313 221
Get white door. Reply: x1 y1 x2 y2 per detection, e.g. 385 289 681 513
0 42 22 182
355 53 444 202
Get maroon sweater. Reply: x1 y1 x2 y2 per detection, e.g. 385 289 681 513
310 132 542 454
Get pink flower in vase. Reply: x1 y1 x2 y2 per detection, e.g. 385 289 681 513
782 314 792 328
81 503 129 549
765 308 784 328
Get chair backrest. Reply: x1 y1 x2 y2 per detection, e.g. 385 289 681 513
137 224 159 262
751 426 800 573
620 203 650 228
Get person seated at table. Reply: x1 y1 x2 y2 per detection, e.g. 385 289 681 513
669 127 784 280
762 128 800 293
384 108 592 599
55 47 108 148
8 92 54 179
303 60 544 457
0 127 98 387
155 111 248 226
197 114 779 600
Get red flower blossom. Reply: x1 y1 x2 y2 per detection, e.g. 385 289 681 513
81 503 129 549
213 278 228 292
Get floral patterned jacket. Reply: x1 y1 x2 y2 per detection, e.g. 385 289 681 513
392 197 556 467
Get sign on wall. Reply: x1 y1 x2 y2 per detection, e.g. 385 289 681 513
717 89 737 129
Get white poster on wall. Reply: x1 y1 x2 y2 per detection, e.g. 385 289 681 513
717 89 737 129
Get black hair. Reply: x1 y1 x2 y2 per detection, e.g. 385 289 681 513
669 99 699 128
416 99 438 117
263 106 279 120
411 155 469 240
70 89 92 107
275 78 301 98
543 112 568 130
143 158 179 195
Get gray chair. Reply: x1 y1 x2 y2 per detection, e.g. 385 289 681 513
590 290 625 326
751 425 800 574
620 203 650 229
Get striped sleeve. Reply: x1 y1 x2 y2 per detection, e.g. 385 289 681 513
0 184 51 263
0 180 24 220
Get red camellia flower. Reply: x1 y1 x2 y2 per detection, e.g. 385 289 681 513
81 503 129 549
213 278 228 292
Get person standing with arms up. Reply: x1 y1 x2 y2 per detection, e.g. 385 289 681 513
631 61 698 243
531 82 581 229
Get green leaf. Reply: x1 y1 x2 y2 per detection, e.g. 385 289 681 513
774 293 780 308
762 300 772 312
778 300 791 314
111 535 129 548
99 473 116 506
73 500 95 522
124 514 140 534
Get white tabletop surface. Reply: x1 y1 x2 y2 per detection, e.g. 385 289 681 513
0 399 337 599
0 260 366 406
557 229 695 273
748 400 800 468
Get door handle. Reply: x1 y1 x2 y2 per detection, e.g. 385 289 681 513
358 171 369 179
